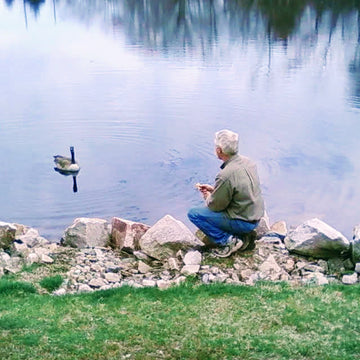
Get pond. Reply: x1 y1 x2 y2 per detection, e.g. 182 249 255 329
1 0 360 241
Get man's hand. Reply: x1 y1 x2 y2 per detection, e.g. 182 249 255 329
195 183 214 192
195 183 214 200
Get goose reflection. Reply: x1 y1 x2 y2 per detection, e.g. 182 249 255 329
54 168 79 193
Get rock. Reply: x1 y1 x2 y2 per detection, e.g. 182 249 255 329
138 261 152 274
181 264 200 275
89 278 106 288
342 273 358 285
303 272 329 286
258 254 283 281
269 221 287 239
139 215 203 260
0 251 12 266
62 218 111 248
284 218 350 259
183 250 202 266
0 222 16 250
157 279 171 289
142 279 156 287
53 288 67 296
133 251 151 261
78 284 93 293
254 212 271 239
104 273 121 283
355 263 360 273
26 253 39 265
167 257 180 271
111 217 150 250
351 224 360 263
40 254 54 264
17 228 49 248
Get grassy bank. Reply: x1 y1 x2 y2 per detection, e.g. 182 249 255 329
0 278 359 360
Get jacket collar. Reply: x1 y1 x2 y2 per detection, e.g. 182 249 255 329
220 154 239 169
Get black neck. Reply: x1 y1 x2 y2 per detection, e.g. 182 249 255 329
70 147 75 164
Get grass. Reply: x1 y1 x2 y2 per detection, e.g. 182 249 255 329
39 275 64 293
0 279 360 359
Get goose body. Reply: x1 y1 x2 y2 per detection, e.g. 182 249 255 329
54 146 80 173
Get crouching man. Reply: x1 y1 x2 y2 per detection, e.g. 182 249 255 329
188 129 264 257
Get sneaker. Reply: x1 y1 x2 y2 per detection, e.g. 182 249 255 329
195 230 218 249
239 231 257 251
212 236 244 258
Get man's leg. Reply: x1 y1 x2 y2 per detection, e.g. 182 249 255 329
187 207 230 246
188 207 259 246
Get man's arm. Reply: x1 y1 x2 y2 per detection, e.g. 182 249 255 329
206 177 232 211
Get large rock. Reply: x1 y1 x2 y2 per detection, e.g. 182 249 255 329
284 218 350 259
0 221 17 250
16 227 49 248
351 224 360 263
139 215 203 260
110 217 150 251
254 212 271 239
62 218 111 248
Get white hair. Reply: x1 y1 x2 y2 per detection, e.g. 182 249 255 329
214 129 239 155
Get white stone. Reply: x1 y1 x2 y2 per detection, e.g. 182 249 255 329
89 278 106 288
34 247 50 256
142 279 156 287
285 218 350 259
183 250 202 266
259 254 281 274
181 264 200 275
167 257 180 271
0 251 11 265
355 263 360 273
62 218 111 248
40 254 54 264
157 280 171 289
138 261 152 274
13 241 30 256
104 273 121 283
53 288 67 296
78 284 93 292
139 215 203 260
270 221 288 238
342 273 358 285
302 272 329 286
17 228 41 247
26 253 39 265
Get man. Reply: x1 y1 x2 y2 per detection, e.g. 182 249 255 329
188 129 264 257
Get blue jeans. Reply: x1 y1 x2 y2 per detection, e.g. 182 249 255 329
187 207 258 246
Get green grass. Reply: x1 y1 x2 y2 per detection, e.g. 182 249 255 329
0 280 360 359
39 275 64 293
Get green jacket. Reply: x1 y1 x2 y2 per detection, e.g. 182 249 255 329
206 154 264 221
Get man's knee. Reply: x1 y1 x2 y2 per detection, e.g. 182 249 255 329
187 207 199 222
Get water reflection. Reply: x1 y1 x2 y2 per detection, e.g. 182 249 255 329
10 0 360 105
54 169 79 193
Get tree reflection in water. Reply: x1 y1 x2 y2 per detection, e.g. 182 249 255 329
5 0 360 105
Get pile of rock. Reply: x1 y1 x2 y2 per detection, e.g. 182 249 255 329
1 215 360 295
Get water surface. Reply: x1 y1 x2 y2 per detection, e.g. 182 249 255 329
1 0 360 240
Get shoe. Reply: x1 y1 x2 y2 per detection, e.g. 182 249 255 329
239 231 257 251
212 236 244 258
195 230 218 249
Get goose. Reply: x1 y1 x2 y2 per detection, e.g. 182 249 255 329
54 146 80 173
